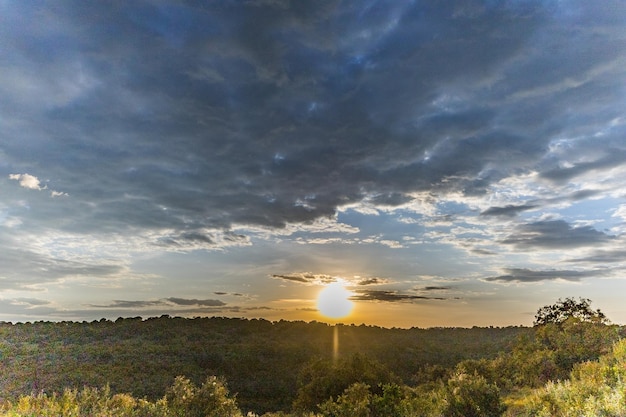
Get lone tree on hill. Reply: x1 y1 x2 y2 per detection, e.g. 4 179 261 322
534 297 608 326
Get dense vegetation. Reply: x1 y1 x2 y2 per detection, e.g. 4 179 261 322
0 298 623 416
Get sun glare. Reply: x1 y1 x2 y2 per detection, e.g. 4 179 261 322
316 281 354 319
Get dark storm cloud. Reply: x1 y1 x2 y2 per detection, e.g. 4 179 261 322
2 0 624 242
484 268 605 283
501 220 614 249
351 290 445 302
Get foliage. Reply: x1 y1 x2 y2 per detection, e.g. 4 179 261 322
0 385 169 417
318 382 372 417
0 317 525 414
0 304 622 416
452 316 624 391
293 353 400 413
534 297 608 326
512 339 626 417
435 371 506 417
317 382 409 417
165 375 242 417
0 376 241 417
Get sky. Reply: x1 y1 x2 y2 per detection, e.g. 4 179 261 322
1 1 626 328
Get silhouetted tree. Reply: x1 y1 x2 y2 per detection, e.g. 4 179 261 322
534 297 607 326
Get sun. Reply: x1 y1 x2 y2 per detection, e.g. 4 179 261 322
317 281 354 319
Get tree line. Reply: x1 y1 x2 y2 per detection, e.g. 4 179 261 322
0 298 623 416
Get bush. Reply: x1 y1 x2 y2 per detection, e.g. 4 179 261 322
437 371 506 417
165 375 242 417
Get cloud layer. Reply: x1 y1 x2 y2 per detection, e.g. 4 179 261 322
1 1 626 325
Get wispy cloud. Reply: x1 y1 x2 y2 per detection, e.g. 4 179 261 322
501 220 614 249
166 297 226 307
351 290 445 302
483 268 606 283
480 204 537 218
271 273 336 285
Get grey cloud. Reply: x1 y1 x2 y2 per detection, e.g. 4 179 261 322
481 190 601 219
471 248 496 256
484 268 605 283
166 297 225 307
419 286 451 291
90 300 165 309
351 290 445 302
368 193 413 207
90 298 226 309
481 204 537 218
356 277 387 286
13 298 51 306
271 274 311 283
271 273 335 284
501 220 613 249
214 291 245 297
0 243 123 291
568 250 626 264
3 1 622 240
540 151 626 184
0 298 58 318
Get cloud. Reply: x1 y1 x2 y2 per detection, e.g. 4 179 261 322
483 268 605 283
350 290 445 302
91 298 226 309
356 277 388 286
419 286 452 291
271 273 312 284
271 272 392 288
271 273 336 285
91 300 164 309
4 1 619 238
480 204 537 218
14 298 51 306
0 298 57 317
0 240 125 291
154 230 250 251
8 173 68 198
1 1 626 324
501 220 614 249
540 151 626 184
568 250 626 264
9 173 45 190
166 297 225 307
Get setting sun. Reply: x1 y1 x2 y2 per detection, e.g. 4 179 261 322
316 281 354 319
